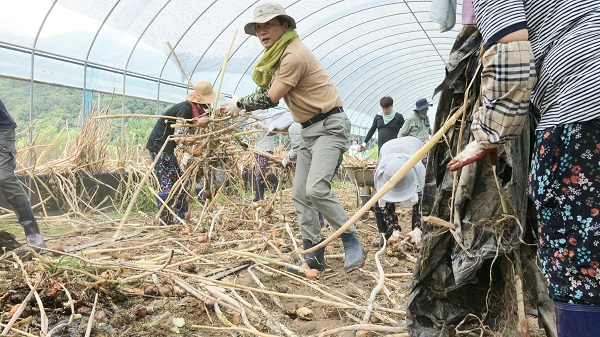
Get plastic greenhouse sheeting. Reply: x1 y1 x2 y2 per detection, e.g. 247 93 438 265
0 0 462 134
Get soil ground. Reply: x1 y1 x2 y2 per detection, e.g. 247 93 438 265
0 181 548 337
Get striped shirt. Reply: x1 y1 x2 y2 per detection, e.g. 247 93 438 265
473 1 600 131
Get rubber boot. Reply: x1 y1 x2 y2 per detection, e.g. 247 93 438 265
21 220 44 247
252 179 265 202
172 195 189 225
341 232 366 272
373 204 388 247
12 200 44 247
298 239 327 271
554 301 600 337
412 199 422 230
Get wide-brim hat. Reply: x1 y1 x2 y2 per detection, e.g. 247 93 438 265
186 80 220 105
244 3 296 36
375 153 426 203
414 98 433 111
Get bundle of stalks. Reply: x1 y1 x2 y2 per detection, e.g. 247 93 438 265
342 153 377 169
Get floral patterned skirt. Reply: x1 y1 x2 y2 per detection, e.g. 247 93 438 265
528 120 600 305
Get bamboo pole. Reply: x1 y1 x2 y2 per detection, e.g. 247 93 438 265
213 29 238 117
301 104 467 254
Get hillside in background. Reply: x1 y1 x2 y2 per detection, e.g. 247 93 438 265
0 77 173 152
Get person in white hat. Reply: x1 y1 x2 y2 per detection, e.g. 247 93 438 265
146 80 218 226
222 2 366 272
372 137 426 246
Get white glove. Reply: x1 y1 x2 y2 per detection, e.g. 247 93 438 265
281 156 290 167
361 142 366 147
221 95 241 116
406 227 422 246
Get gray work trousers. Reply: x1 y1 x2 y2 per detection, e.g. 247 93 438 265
292 112 356 244
0 127 36 223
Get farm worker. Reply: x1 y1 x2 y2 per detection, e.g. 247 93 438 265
222 2 366 272
446 1 600 335
361 96 405 151
362 96 406 243
0 99 44 247
146 80 218 226
399 98 432 145
372 137 425 247
398 98 433 230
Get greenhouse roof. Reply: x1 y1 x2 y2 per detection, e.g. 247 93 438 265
0 0 463 135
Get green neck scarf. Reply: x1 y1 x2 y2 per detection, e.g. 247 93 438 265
252 29 299 88
382 109 395 125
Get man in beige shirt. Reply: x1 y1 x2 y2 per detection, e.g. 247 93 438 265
223 2 366 272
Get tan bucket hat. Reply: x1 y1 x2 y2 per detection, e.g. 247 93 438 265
244 2 296 36
186 80 219 105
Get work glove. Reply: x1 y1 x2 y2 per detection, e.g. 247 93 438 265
447 140 498 171
221 95 241 116
282 150 297 167
360 142 367 151
192 116 209 128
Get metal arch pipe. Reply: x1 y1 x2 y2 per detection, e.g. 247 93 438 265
403 0 446 63
230 1 455 96
329 32 435 81
232 0 346 94
324 33 455 74
157 0 220 82
356 80 446 124
28 0 58 176
122 0 171 114
81 1 122 123
342 59 439 121
340 46 442 105
351 72 442 113
337 51 439 101
230 1 433 94
353 68 442 111
355 79 443 129
342 60 446 117
353 77 442 127
189 0 262 87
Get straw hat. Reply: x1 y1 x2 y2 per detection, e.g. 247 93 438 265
244 3 296 36
186 80 219 105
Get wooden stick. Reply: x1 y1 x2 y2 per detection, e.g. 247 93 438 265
166 41 207 103
92 114 191 121
84 293 99 337
302 104 467 254
213 29 238 115
423 216 455 229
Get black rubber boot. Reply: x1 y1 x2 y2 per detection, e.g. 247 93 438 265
341 233 366 272
252 179 265 201
373 204 388 247
20 220 44 247
298 239 327 271
12 200 44 247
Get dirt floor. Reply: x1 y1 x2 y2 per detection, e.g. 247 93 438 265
0 181 548 336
